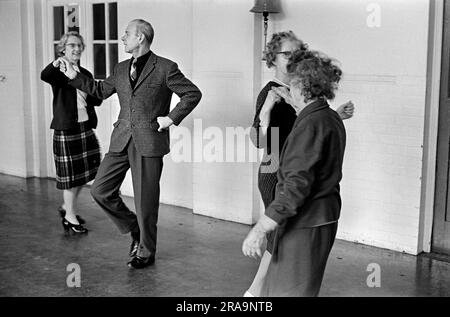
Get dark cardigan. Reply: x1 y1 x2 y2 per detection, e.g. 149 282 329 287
250 81 297 156
41 62 102 130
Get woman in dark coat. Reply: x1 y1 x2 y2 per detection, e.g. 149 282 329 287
244 32 352 296
41 32 102 233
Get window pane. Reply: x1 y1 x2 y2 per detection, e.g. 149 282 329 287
109 3 118 40
53 6 64 41
67 5 80 33
94 44 106 79
109 44 118 75
93 3 105 40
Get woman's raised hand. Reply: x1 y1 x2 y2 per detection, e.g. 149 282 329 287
57 57 77 80
272 86 305 115
52 59 62 68
263 90 281 110
259 89 281 127
271 86 291 103
336 101 354 120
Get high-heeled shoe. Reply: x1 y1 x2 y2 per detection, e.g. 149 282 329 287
243 290 255 297
62 218 88 234
58 206 86 224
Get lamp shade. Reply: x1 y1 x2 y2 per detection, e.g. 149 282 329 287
250 0 281 14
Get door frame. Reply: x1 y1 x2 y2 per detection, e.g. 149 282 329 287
431 0 450 254
419 0 443 254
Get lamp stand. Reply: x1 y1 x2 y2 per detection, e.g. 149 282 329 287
263 11 269 53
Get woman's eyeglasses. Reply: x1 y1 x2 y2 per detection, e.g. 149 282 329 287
66 43 83 48
276 51 294 58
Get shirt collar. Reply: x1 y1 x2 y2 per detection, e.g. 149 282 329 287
273 77 290 89
132 49 152 66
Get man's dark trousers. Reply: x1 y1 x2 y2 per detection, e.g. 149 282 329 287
91 137 163 257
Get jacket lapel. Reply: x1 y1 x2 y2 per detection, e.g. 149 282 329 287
133 52 157 91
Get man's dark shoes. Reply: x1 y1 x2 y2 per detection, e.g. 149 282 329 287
129 231 140 258
58 206 86 225
127 254 155 269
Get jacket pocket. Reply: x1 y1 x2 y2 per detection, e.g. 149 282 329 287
144 82 162 89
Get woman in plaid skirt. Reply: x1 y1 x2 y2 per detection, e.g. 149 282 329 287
41 32 102 233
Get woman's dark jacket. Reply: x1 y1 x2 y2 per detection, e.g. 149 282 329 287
41 62 102 130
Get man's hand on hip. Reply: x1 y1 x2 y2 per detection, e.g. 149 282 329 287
157 116 173 132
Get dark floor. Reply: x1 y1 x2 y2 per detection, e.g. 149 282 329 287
0 174 449 297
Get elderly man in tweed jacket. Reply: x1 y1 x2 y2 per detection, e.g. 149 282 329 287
58 19 202 269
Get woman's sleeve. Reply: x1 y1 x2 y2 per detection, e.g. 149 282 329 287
40 62 69 87
265 124 323 224
250 87 270 149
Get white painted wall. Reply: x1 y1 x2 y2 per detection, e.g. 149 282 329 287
190 0 257 224
115 0 195 208
119 0 258 222
0 0 32 177
0 0 432 255
269 0 429 254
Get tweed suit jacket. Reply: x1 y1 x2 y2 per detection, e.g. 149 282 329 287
69 51 202 157
265 98 346 229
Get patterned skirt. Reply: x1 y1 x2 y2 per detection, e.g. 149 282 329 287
258 162 280 254
53 122 101 190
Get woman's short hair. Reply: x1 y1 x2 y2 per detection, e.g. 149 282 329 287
56 31 85 57
287 50 342 102
132 19 155 45
263 31 308 68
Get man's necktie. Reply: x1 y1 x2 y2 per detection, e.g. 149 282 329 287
130 59 137 81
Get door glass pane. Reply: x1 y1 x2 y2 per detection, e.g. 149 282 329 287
53 6 64 41
94 44 106 79
109 44 118 75
67 5 80 33
93 3 105 40
109 3 118 40
54 44 59 59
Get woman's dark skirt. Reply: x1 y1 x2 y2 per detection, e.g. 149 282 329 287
258 162 280 254
261 222 338 297
53 122 101 190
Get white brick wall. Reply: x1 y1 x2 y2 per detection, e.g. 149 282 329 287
0 0 433 255
336 76 426 254
266 0 430 255
113 0 432 254
190 0 257 224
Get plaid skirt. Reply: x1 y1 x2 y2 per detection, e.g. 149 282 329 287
53 122 101 190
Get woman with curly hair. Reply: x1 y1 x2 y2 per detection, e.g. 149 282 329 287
41 32 102 233
243 49 347 296
245 31 353 297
